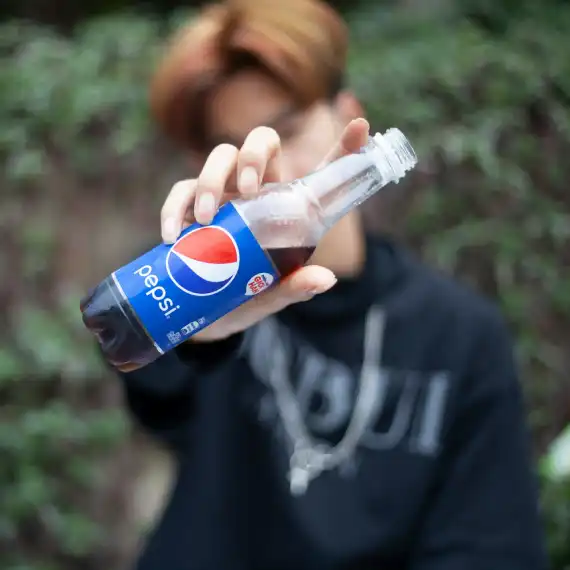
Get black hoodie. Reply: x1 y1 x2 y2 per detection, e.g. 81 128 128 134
118 235 547 570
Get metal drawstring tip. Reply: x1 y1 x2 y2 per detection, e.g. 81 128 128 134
289 467 310 496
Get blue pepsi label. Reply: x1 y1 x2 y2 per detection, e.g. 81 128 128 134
113 203 279 353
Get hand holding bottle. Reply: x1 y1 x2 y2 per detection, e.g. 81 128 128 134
80 118 416 371
160 118 371 343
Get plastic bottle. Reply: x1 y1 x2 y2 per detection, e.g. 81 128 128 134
80 128 417 372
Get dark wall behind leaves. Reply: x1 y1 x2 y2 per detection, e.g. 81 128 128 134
1 1 569 569
0 0 369 31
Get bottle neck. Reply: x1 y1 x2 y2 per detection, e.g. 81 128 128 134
303 131 417 228
302 141 385 228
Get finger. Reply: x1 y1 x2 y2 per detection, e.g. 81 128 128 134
161 179 198 243
222 266 337 336
317 118 370 169
278 265 338 299
191 265 337 341
181 187 240 232
237 126 282 195
252 265 337 315
195 144 239 225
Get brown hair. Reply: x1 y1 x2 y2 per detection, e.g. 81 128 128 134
149 0 349 152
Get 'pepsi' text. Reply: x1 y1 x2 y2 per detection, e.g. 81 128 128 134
134 264 180 319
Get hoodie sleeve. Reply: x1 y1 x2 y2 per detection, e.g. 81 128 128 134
116 333 244 451
409 309 548 570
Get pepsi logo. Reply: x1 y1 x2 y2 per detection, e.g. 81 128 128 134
166 226 240 296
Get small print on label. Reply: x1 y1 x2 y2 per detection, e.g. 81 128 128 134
245 273 275 296
167 331 182 344
181 318 206 336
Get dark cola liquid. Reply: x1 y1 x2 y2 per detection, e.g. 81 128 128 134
81 245 316 373
80 276 160 373
264 245 316 278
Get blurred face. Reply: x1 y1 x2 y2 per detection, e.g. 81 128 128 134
203 68 348 181
200 68 367 276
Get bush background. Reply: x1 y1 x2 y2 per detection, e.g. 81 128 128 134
1 0 569 568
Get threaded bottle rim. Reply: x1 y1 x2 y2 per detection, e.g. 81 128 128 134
372 128 418 182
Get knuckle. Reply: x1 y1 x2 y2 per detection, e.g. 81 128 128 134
169 179 192 202
238 147 264 169
212 142 238 157
256 126 280 145
161 180 193 219
199 145 238 189
197 143 239 182
237 128 283 182
196 172 221 195
198 167 227 193
242 127 281 155
160 201 176 224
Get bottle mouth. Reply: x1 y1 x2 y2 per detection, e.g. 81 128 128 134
372 128 418 182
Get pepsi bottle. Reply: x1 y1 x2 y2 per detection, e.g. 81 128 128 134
81 128 417 372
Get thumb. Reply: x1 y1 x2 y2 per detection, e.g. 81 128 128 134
193 265 337 341
317 118 370 169
278 265 338 302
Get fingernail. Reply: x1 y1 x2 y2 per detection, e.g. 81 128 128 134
307 278 337 297
239 167 258 194
301 293 315 301
196 192 216 224
304 286 327 299
163 218 178 243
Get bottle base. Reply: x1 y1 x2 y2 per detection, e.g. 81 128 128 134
81 275 163 373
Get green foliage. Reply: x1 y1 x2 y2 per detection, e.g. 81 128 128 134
541 476 570 570
0 14 163 180
0 11 175 570
541 426 570 569
348 2 570 443
1 2 569 569
0 404 126 559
